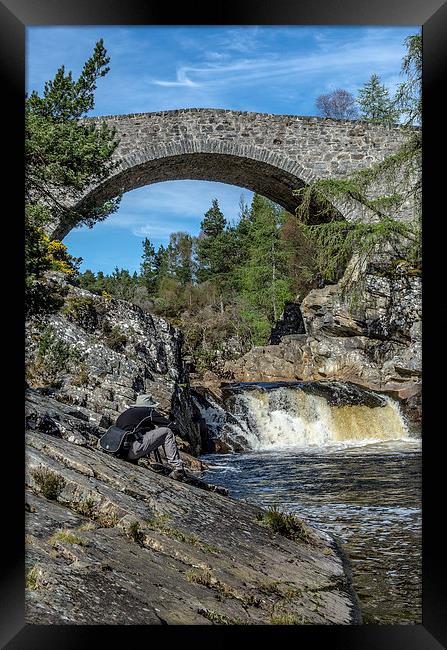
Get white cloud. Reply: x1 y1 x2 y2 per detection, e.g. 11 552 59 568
98 180 252 239
153 67 200 88
149 37 409 95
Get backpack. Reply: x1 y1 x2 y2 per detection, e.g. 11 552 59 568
99 415 154 458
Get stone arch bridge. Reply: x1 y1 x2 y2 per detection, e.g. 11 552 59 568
53 108 410 240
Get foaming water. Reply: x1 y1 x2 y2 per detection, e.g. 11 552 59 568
231 387 409 450
198 382 421 623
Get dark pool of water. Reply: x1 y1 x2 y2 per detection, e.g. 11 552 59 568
200 440 422 625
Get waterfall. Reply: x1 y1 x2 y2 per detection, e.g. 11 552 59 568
194 381 411 452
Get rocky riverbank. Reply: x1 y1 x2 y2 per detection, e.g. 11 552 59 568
25 272 201 453
223 256 421 432
25 424 361 625
25 273 361 624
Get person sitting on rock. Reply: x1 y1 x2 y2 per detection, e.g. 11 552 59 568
115 394 186 480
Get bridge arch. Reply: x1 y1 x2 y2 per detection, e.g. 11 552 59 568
51 109 410 240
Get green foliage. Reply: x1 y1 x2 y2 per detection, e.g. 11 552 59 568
140 237 157 294
127 521 145 546
395 34 421 126
186 567 214 587
236 196 295 342
270 612 306 625
49 529 90 547
62 295 100 331
293 83 422 285
25 566 44 591
196 199 233 289
25 39 120 230
72 361 90 387
167 232 196 285
72 496 97 518
357 73 399 124
27 325 84 387
201 198 227 237
198 609 245 625
31 467 66 500
105 326 127 352
25 40 120 315
255 506 312 544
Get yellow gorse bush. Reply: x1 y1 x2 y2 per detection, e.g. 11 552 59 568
40 229 81 276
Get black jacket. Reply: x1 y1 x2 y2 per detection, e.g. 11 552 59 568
115 406 173 433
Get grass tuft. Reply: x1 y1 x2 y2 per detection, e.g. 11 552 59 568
270 612 306 625
25 565 43 590
31 467 65 500
255 506 312 544
127 520 145 546
198 608 246 625
49 529 90 547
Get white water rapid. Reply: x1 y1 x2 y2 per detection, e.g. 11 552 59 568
195 383 412 452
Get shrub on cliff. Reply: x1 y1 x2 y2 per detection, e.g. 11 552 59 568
26 325 85 388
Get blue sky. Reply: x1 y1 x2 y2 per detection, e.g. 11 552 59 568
26 25 419 274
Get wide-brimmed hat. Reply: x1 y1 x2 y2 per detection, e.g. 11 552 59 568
134 394 159 408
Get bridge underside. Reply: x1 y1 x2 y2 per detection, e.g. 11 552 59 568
56 152 341 239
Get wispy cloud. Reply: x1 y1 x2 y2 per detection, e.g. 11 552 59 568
150 40 409 92
99 180 251 239
153 67 200 88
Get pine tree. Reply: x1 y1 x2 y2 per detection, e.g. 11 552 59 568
196 199 228 284
154 245 170 285
357 74 398 124
200 198 226 237
238 195 293 343
25 40 121 316
140 237 157 295
26 39 121 235
168 232 196 286
395 34 421 126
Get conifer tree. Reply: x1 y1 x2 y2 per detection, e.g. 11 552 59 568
168 232 195 286
140 237 157 295
395 34 421 127
357 73 398 124
238 195 293 343
26 39 120 235
200 198 227 237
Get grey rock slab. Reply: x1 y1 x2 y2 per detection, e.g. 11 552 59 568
25 430 361 625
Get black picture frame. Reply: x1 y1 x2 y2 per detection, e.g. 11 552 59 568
3 0 445 647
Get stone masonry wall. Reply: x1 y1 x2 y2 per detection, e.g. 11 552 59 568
51 109 413 239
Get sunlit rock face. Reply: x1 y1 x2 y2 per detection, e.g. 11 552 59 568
24 416 361 625
224 258 421 431
25 272 201 454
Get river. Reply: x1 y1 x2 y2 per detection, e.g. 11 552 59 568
196 382 422 624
